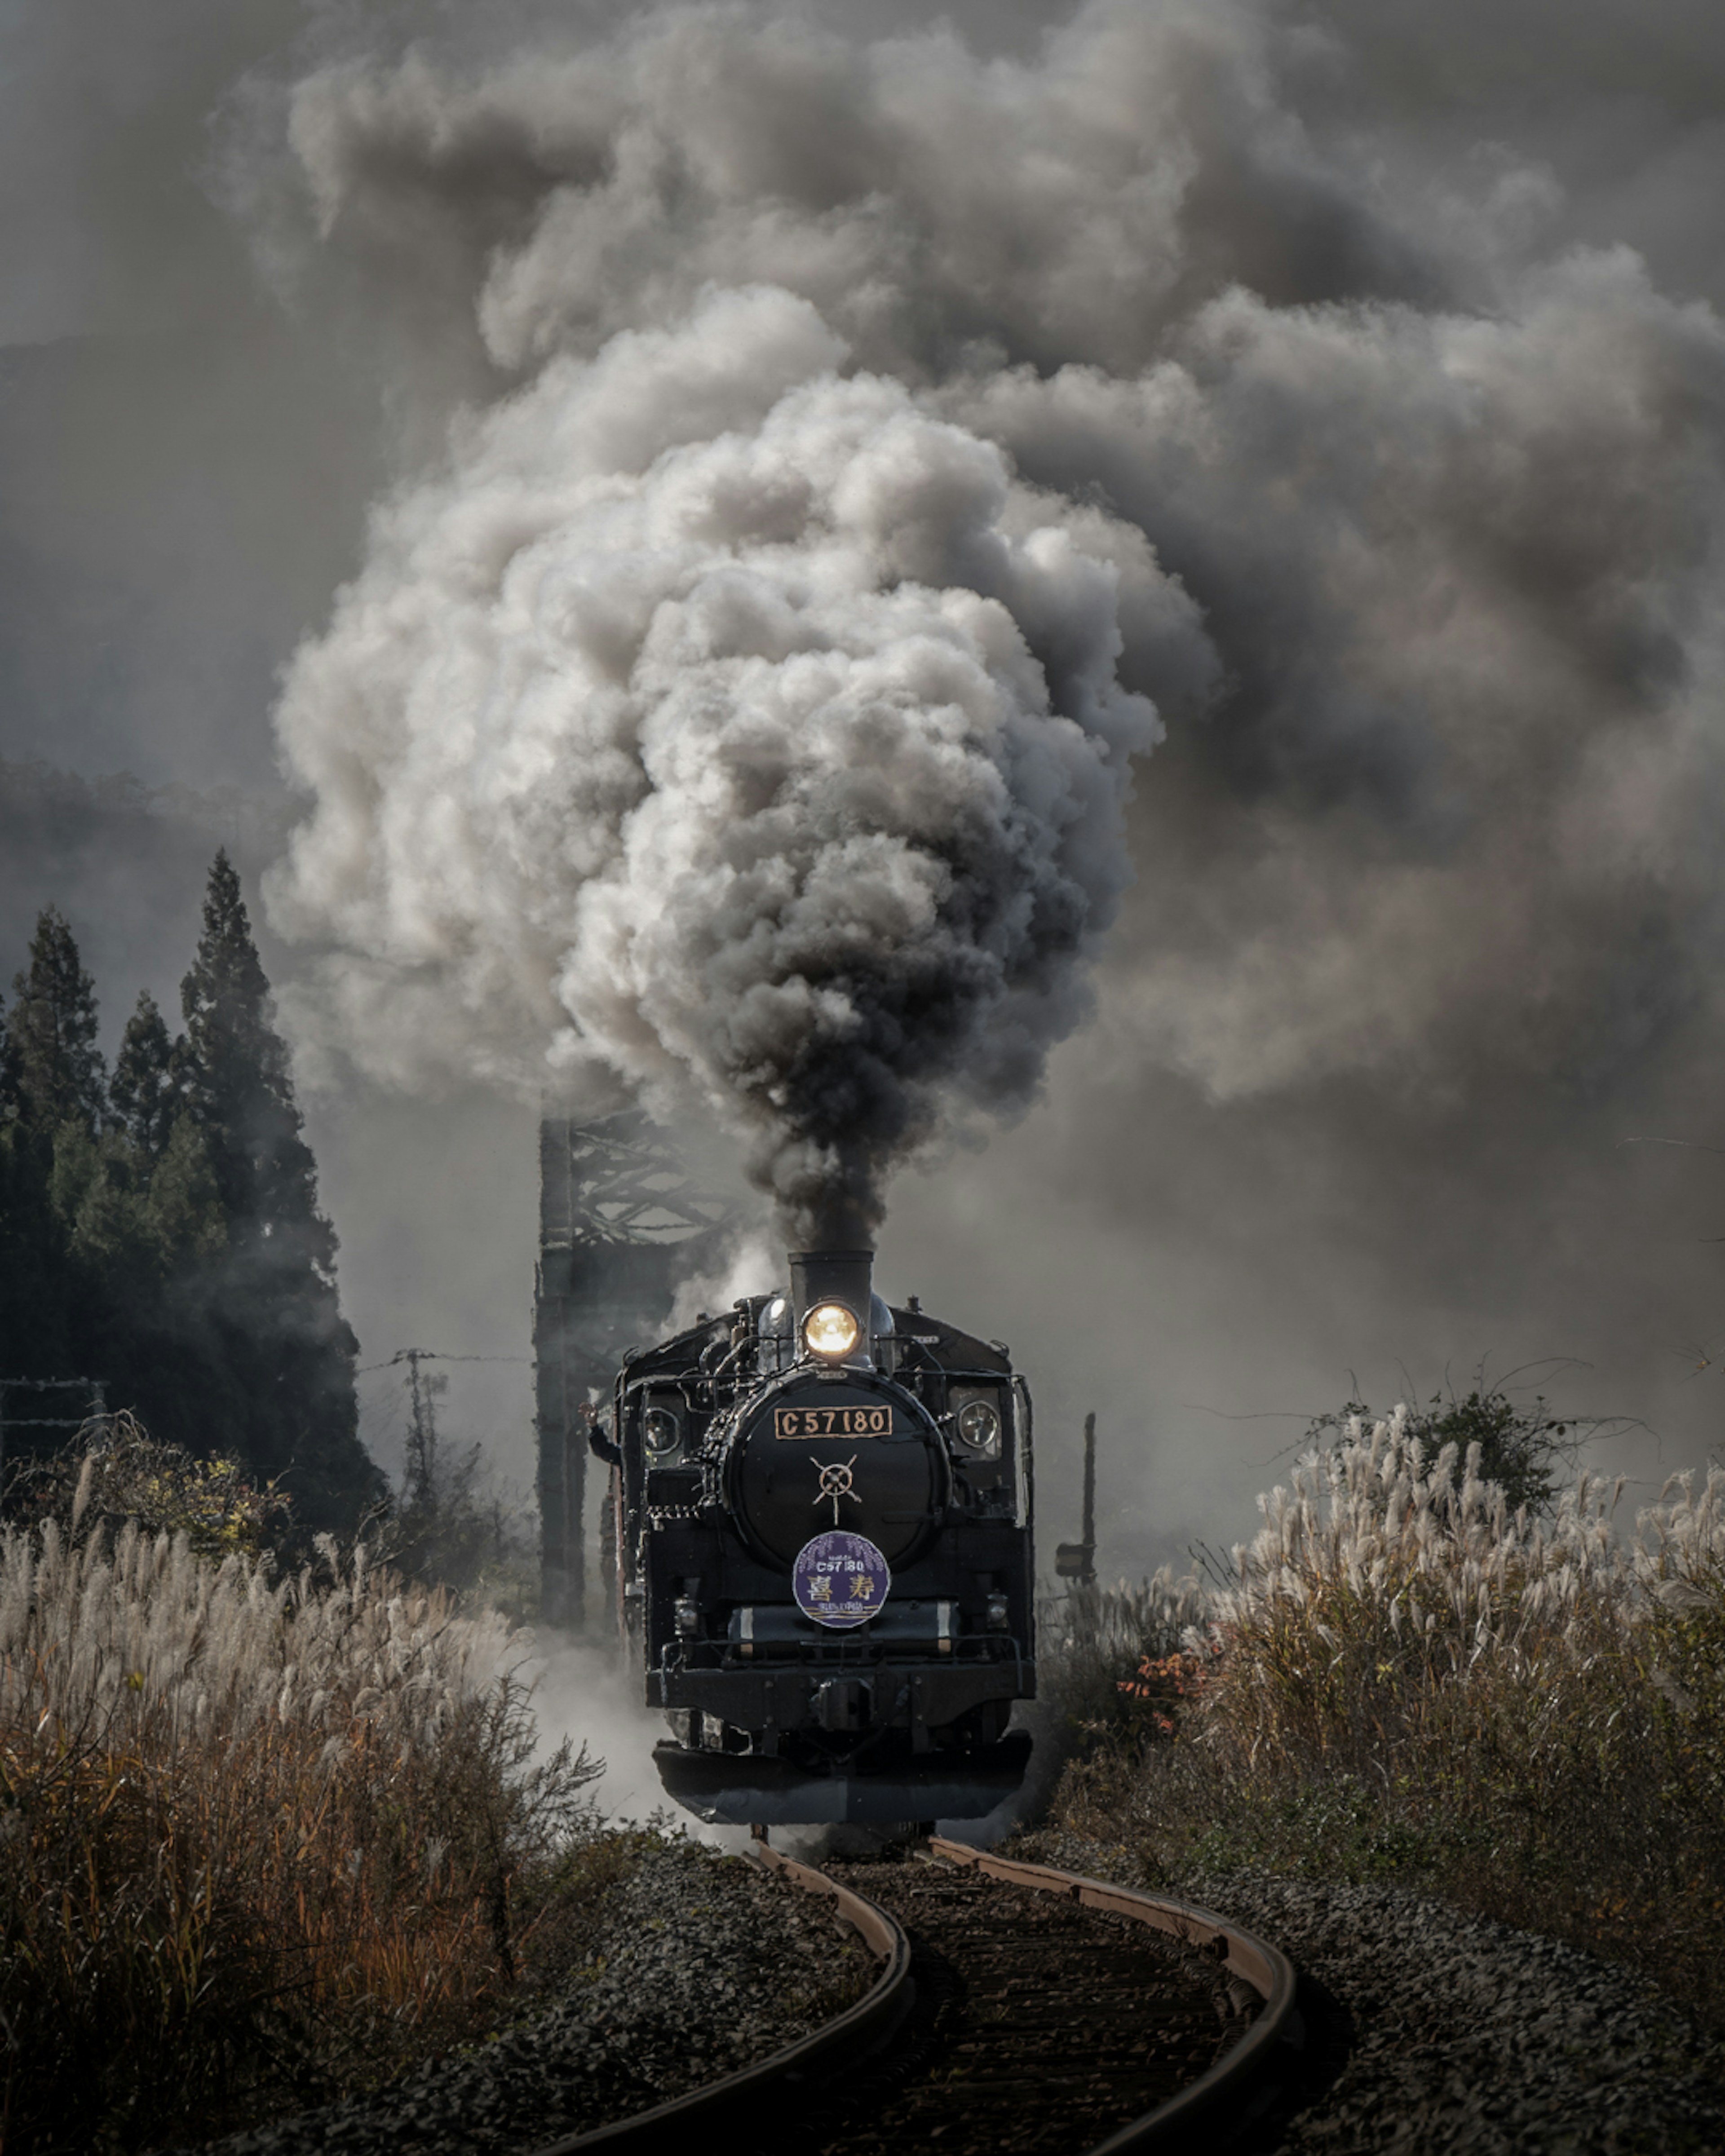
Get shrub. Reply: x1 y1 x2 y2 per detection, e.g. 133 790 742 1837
1036 1568 1211 1745
2 1408 291 1559
0 1516 602 2153
1303 1383 1583 1517
1034 1415 1725 2027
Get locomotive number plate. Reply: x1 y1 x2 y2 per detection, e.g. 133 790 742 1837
774 1405 892 1439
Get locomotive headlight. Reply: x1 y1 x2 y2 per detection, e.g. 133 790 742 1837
803 1302 862 1360
956 1398 1003 1456
644 1407 681 1461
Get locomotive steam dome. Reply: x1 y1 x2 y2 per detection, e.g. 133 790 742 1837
727 1367 946 1568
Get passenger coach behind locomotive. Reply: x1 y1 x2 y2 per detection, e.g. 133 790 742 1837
594 1249 1035 1824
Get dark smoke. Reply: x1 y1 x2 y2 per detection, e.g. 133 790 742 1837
13 0 1725 1549
265 287 1208 1240
255 0 1725 1259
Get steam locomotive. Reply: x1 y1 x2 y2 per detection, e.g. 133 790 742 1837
594 1249 1035 1825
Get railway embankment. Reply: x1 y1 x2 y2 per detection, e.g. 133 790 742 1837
186 1830 1725 2156
1016 1832 1725 2156
189 1841 873 2156
1037 1420 1725 2044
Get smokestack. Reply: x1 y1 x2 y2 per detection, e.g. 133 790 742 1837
788 1248 875 1352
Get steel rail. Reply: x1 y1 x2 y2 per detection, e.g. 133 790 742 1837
528 1842 913 2155
926 1836 1300 2153
531 1839 1295 2156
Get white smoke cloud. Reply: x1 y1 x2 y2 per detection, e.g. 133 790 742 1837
665 1225 784 1336
258 0 1725 1246
268 281 1209 1235
279 1 1428 383
954 247 1725 1096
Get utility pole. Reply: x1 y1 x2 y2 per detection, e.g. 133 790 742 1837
400 1348 449 1514
359 1345 522 1525
1082 1408 1097 1572
1054 1410 1099 1584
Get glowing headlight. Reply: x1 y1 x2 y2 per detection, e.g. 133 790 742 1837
956 1398 1003 1455
803 1302 862 1360
643 1408 681 1460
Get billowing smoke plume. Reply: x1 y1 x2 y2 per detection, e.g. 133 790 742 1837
262 0 1725 1245
269 283 1210 1237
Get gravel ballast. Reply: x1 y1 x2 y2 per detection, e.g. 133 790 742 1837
184 1842 872 2156
186 1833 1725 2156
1019 1833 1725 2156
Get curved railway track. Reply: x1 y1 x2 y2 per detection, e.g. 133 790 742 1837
532 1839 1297 2156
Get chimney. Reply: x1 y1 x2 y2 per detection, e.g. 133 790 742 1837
788 1248 875 1354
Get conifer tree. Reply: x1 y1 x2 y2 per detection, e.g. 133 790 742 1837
0 919 98 1392
9 907 106 1133
0 990 20 1114
181 853 340 1266
0 869 382 1538
0 978 71 1382
110 991 183 1159
177 852 383 1529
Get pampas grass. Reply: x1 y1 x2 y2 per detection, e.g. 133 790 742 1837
0 1519 601 2154
1037 1417 1725 2027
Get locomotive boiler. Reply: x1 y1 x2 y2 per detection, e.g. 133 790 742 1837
594 1249 1035 1825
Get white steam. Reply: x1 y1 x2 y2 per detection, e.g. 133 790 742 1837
262 0 1725 1219
955 248 1725 1096
269 283 1208 1235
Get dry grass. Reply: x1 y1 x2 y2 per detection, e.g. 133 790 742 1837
1038 1416 1725 2027
0 1515 606 2155
1033 1568 1211 1745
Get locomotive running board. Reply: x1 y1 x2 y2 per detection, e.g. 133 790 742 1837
652 1732 1032 1825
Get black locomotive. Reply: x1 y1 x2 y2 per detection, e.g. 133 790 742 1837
595 1249 1035 1824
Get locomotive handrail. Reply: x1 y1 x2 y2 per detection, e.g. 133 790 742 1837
527 1845 913 2154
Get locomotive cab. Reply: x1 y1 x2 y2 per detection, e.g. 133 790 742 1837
602 1249 1035 1825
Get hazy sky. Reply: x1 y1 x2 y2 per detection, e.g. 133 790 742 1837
6 0 1725 1582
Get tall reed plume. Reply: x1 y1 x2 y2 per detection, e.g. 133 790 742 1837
1039 1419 1725 2025
0 1519 598 2153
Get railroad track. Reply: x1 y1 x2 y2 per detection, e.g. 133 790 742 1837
533 1839 1298 2156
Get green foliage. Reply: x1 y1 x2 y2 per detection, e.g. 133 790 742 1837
169 852 382 1534
142 1112 232 1264
47 1115 225 1283
8 905 107 1134
0 1115 73 1374
109 990 183 1159
0 987 21 1110
4 1410 291 1560
0 862 385 1541
180 851 326 1260
1306 1383 1580 1515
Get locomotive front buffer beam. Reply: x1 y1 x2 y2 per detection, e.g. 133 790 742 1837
648 1656 1035 1822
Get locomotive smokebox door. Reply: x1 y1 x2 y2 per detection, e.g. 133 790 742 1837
730 1373 946 1568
